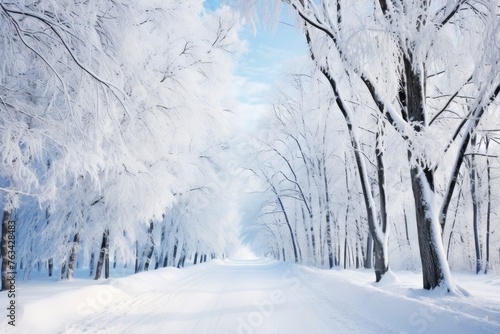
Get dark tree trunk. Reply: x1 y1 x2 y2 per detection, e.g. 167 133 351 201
61 261 66 280
163 253 169 268
322 152 334 269
468 135 481 274
193 252 198 265
373 240 386 281
355 243 360 269
343 220 348 269
94 229 109 280
275 192 298 263
105 252 109 279
485 137 492 274
66 232 80 279
326 217 333 269
403 206 410 246
404 54 451 290
1 210 12 291
310 223 316 263
89 253 94 277
48 258 54 277
334 245 338 267
157 223 166 270
294 220 303 263
302 208 311 262
411 166 448 289
172 239 178 267
177 252 186 268
134 240 139 273
374 125 389 281
143 221 155 272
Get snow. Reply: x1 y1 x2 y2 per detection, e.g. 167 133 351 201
1 259 499 333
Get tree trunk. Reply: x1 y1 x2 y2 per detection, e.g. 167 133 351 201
446 183 464 262
343 219 348 269
411 168 451 289
325 216 333 269
302 207 312 262
403 207 410 246
1 210 12 291
88 253 94 277
94 229 109 280
66 232 80 279
157 223 166 269
276 193 299 263
61 261 67 280
404 54 454 290
134 240 139 273
172 239 178 267
177 251 186 268
355 243 360 269
48 258 54 277
468 135 481 274
364 233 373 269
105 251 109 279
193 252 198 265
485 137 491 274
294 218 303 263
163 253 169 268
323 153 334 269
373 125 389 281
357 224 366 269
142 221 155 271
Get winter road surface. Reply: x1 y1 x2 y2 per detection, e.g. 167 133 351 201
3 258 500 333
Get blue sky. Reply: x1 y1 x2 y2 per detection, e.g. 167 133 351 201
204 0 307 110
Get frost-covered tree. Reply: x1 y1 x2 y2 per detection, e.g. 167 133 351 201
2 0 244 283
0 0 129 288
240 0 500 291
242 63 419 280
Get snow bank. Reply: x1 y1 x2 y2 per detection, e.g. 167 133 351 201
0 266 186 334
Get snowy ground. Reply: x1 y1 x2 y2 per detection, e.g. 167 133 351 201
1 258 499 333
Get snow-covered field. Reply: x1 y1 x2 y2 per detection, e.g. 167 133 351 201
1 258 499 333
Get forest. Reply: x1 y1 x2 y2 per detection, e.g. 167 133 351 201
1 0 499 295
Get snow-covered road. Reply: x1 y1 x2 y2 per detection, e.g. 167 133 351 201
64 258 356 333
3 258 500 333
